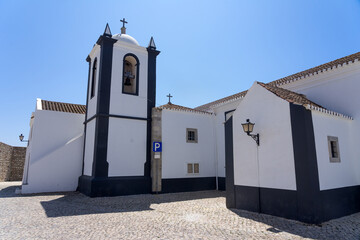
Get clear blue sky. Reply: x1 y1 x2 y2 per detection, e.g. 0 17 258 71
1 0 360 146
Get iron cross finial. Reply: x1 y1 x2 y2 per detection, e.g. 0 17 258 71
167 93 173 104
120 18 128 28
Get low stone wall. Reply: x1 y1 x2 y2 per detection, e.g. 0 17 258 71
0 142 13 181
0 142 26 181
9 147 26 181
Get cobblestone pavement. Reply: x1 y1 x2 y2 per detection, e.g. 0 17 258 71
0 182 359 240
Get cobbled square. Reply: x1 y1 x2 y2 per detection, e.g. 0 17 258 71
0 182 359 240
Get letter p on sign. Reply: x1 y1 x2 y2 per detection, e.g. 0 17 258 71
153 142 162 152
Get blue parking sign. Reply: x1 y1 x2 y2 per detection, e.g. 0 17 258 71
153 142 162 152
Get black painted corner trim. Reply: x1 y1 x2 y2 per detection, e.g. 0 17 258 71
96 35 117 45
91 35 116 178
290 103 321 223
82 56 92 175
145 46 160 177
225 116 235 208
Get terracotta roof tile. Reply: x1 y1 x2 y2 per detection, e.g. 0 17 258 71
258 82 352 119
195 90 247 112
270 51 360 86
257 82 323 108
41 100 86 114
196 51 360 111
157 103 212 115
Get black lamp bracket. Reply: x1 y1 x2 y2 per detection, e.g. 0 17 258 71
248 133 260 146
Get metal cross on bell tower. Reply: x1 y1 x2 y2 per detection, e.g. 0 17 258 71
120 18 128 34
167 93 173 104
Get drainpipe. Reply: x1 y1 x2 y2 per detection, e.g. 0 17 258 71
256 145 261 213
212 113 219 190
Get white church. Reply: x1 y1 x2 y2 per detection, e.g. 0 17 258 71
20 21 360 224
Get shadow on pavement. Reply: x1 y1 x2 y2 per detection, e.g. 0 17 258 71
0 184 74 199
0 185 22 198
40 190 224 218
230 208 360 240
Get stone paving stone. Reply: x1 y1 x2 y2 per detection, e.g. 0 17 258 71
0 182 359 240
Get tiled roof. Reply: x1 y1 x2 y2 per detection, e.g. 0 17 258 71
156 103 212 115
41 100 86 114
195 91 247 112
270 51 360 86
195 51 360 111
257 82 352 120
305 105 353 120
257 82 323 108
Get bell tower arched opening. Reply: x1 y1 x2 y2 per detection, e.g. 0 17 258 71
122 54 139 95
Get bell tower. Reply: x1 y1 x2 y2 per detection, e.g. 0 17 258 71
79 21 160 197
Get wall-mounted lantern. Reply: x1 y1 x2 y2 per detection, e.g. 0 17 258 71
241 119 260 146
19 134 28 142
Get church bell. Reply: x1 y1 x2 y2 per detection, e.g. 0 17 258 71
124 77 132 86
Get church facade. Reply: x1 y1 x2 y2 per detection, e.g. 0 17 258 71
21 23 360 223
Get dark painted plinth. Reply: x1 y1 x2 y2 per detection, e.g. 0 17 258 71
320 185 360 222
78 175 151 197
161 177 216 193
260 187 297 220
218 177 226 191
233 184 360 223
234 185 298 220
234 185 260 212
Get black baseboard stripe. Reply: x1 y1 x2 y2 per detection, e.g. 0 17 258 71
234 185 298 220
78 176 218 197
161 177 216 193
320 185 360 222
218 177 226 191
78 175 151 197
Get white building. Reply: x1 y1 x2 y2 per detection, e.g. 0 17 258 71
21 22 360 224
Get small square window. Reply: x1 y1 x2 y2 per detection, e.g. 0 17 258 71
186 128 198 143
187 163 200 174
187 163 193 174
328 136 340 163
194 163 199 174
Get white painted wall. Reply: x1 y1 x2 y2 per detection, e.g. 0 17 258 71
161 110 215 179
109 44 148 118
86 46 100 120
22 112 34 185
312 111 359 190
83 119 96 176
84 40 149 178
21 110 84 194
213 101 241 178
283 62 360 119
107 118 147 177
233 83 297 190
282 62 360 190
